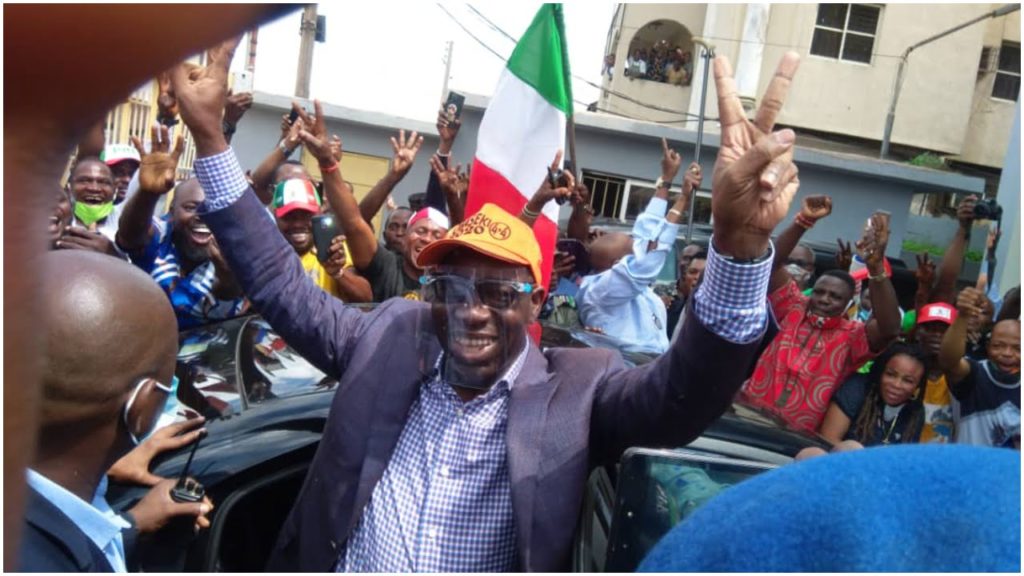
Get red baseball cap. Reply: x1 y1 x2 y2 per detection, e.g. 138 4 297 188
917 303 957 325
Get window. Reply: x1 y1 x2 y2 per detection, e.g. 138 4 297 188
810 4 880 64
993 42 1020 101
582 171 626 219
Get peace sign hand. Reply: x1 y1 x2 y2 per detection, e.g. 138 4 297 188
170 36 242 153
711 52 801 259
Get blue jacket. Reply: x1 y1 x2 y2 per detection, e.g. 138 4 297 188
20 487 114 572
204 191 770 572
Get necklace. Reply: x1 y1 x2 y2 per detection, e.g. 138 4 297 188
880 408 901 445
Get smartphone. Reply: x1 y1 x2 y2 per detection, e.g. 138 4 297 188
287 108 300 126
312 214 340 264
444 91 466 121
556 238 591 276
232 70 253 93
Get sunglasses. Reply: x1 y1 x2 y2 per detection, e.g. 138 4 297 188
420 274 534 310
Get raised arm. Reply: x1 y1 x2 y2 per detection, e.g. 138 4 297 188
357 130 423 223
116 125 183 256
299 101 379 270
171 36 365 376
590 52 803 462
939 287 979 387
932 195 977 304
322 235 373 303
428 154 468 225
250 108 305 204
423 107 461 215
567 183 593 244
221 90 253 145
858 212 901 351
914 253 936 313
769 195 831 292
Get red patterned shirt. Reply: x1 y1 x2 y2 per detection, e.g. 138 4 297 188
740 280 875 433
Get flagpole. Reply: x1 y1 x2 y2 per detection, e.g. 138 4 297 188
567 113 579 181
686 40 715 244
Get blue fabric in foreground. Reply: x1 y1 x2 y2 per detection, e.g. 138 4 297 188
639 444 1020 572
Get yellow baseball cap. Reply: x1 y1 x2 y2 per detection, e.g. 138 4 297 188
416 203 543 287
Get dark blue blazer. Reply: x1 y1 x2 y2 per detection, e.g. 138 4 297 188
19 486 114 572
204 190 772 572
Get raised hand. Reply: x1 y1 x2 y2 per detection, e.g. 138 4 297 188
682 162 703 195
297 100 334 164
437 107 461 153
956 286 985 321
855 212 890 273
131 124 184 196
56 226 117 256
224 90 254 126
661 137 683 183
527 150 574 210
108 417 206 487
322 235 349 278
157 71 179 123
429 155 467 198
915 252 936 289
800 195 833 223
390 129 423 180
957 194 977 229
329 134 343 163
835 238 853 272
712 52 801 259
170 36 242 152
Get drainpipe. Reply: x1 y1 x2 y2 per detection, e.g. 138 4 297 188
880 3 1020 159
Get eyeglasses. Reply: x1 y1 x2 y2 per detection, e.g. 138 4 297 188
420 274 534 310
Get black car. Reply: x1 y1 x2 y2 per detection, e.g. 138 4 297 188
109 314 828 572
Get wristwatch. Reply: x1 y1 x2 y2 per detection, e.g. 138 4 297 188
655 177 670 190
278 139 295 157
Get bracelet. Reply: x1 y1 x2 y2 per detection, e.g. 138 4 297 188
668 208 684 218
794 214 815 230
869 271 888 282
655 177 670 190
321 162 339 175
436 150 451 158
521 205 540 219
278 140 296 157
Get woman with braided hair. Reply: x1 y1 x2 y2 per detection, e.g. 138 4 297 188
820 343 929 446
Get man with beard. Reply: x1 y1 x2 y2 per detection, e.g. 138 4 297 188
117 127 246 329
101 143 141 205
271 178 372 303
382 207 413 253
739 197 902 433
170 39 804 571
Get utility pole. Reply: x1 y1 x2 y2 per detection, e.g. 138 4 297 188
440 40 454 102
295 4 318 98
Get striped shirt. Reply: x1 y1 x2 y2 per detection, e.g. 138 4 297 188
133 215 247 330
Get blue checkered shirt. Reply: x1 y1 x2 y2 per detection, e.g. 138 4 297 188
336 345 528 572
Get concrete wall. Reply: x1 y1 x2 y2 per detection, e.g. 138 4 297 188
993 100 1021 296
599 3 1018 168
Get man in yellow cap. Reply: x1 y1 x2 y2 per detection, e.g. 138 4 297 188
170 37 804 572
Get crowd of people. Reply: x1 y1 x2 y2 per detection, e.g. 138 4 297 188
622 41 694 86
17 7 1021 572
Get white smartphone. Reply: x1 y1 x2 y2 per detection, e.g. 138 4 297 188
233 70 254 93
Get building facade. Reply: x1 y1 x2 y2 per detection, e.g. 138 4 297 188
598 3 1020 170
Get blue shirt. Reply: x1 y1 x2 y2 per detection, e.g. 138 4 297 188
26 470 130 572
133 215 247 330
578 196 679 354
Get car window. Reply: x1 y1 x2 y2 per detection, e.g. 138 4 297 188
604 448 776 571
238 318 337 404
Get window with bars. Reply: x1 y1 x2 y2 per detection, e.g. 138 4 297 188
993 42 1020 101
582 171 627 219
809 4 880 64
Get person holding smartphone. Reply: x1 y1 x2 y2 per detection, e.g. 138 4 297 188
270 179 372 303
